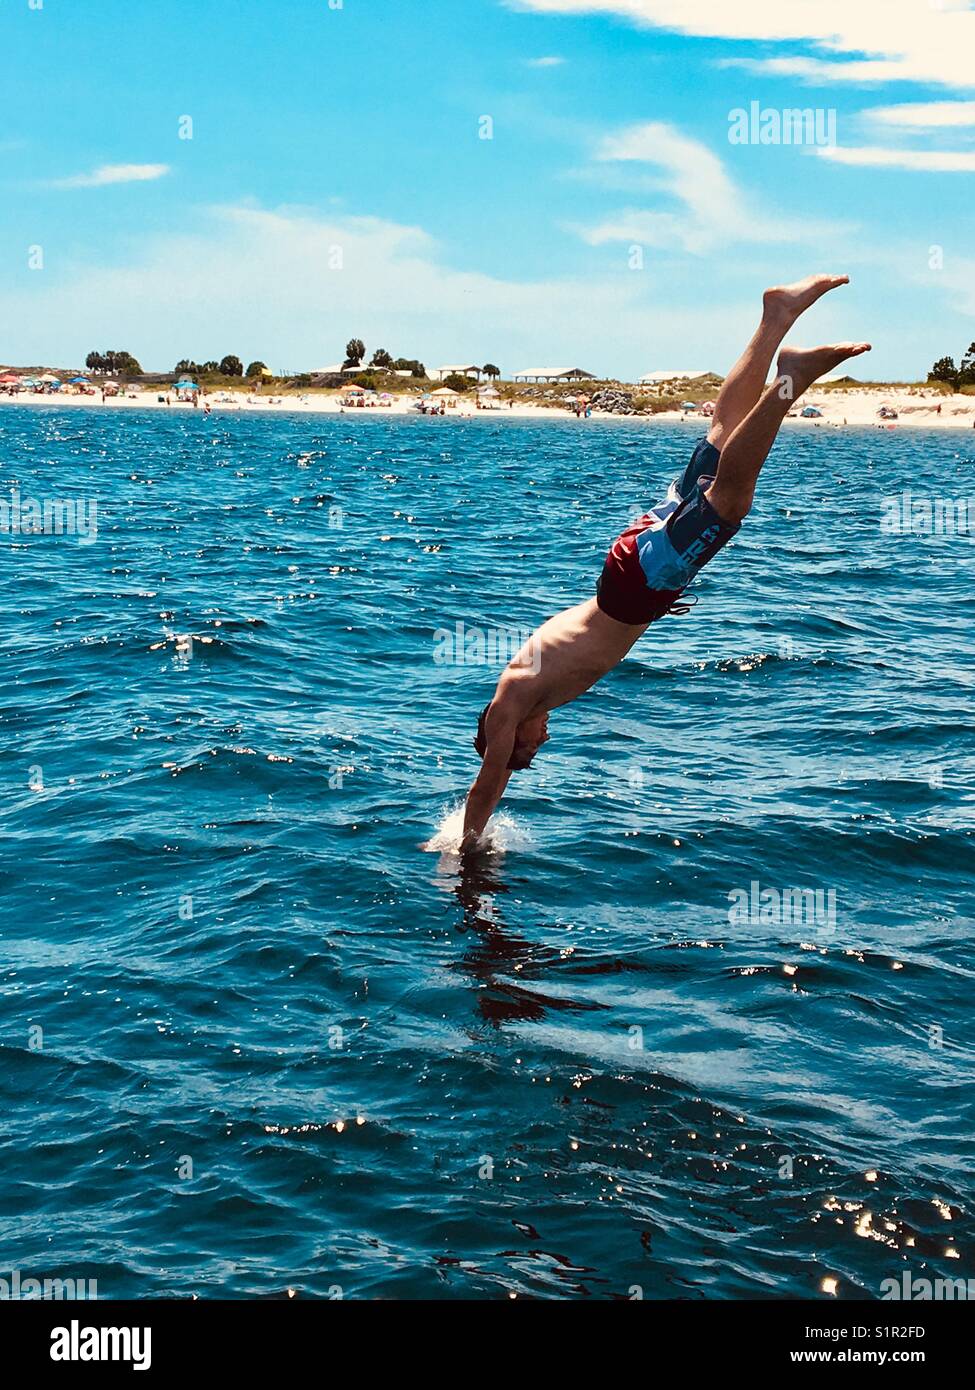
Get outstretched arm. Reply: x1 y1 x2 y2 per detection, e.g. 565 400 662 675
461 704 517 851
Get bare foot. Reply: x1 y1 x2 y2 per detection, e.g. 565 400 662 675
776 342 872 401
764 274 849 325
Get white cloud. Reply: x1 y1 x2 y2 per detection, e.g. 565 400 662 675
50 163 170 189
864 101 975 129
525 55 566 66
718 56 921 86
581 120 841 253
512 1 975 88
9 198 863 379
0 201 718 377
817 145 975 171
5 196 956 382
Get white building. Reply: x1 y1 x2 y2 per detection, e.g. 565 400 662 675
431 364 482 382
512 367 596 383
639 369 709 385
310 364 371 379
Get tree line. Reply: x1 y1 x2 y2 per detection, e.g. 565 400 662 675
82 341 504 382
928 343 975 389
85 350 266 379
85 350 143 376
342 338 427 376
173 356 268 379
343 338 500 380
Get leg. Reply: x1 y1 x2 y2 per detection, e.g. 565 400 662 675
707 275 850 451
707 342 871 524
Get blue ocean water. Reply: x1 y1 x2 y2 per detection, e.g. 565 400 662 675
1 404 973 1300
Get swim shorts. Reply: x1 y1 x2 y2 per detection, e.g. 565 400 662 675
596 437 741 625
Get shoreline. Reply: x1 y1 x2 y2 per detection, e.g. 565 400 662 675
2 388 974 430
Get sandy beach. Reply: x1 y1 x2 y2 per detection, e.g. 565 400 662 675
3 384 974 430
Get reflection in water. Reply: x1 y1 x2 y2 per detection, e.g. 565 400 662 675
445 851 606 1026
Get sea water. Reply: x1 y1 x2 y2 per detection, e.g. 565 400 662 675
1 405 973 1299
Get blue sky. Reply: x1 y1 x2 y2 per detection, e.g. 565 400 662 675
2 0 974 380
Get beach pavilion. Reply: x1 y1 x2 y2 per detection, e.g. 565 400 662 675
639 369 709 384
512 367 596 383
431 365 482 382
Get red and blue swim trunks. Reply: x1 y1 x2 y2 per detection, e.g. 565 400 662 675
596 436 741 625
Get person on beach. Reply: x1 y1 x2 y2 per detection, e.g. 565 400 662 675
461 274 870 850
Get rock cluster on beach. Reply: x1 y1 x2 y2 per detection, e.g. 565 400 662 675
589 387 641 415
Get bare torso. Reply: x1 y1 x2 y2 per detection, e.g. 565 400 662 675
505 598 648 714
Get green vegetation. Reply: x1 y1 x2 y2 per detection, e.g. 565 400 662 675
345 371 382 391
928 343 975 389
169 356 259 385
441 373 472 392
339 340 429 377
85 349 142 376
393 357 426 378
73 348 952 408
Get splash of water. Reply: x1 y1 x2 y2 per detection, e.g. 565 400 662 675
422 803 533 854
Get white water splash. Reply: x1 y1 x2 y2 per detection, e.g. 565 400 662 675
421 802 533 854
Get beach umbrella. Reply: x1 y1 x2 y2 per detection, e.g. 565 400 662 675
69 377 90 385
344 384 366 394
0 373 20 384
39 372 60 383
430 387 459 398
